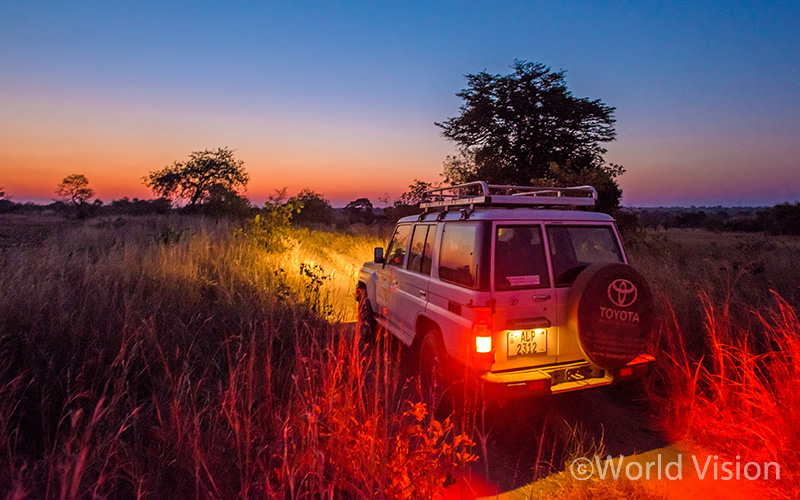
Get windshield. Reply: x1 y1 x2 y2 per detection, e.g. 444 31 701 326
547 225 623 286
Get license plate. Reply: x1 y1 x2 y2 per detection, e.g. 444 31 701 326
507 329 547 357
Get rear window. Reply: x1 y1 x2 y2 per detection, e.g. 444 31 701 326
438 223 478 288
547 225 623 286
494 225 550 290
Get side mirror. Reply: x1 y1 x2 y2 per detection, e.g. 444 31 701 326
374 247 385 264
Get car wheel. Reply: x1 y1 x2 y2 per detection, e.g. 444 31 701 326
419 330 453 418
356 286 377 343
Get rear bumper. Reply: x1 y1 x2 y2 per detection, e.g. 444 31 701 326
479 354 655 402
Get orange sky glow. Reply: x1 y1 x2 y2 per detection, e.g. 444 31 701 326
0 89 454 206
1 2 798 208
2 88 798 207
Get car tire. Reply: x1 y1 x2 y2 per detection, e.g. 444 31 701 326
356 286 377 344
419 330 453 418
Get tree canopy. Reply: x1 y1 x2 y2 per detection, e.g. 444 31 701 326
398 179 437 206
436 61 624 211
144 147 249 208
382 179 438 223
289 188 333 226
344 198 374 224
56 174 94 205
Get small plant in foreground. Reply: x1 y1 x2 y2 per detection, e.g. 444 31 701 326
298 262 333 316
385 402 478 498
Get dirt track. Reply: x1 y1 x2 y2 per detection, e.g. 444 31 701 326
439 386 772 499
475 385 667 491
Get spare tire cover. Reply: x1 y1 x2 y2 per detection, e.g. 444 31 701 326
566 263 654 371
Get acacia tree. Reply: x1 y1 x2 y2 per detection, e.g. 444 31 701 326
436 60 624 211
56 174 94 205
144 147 249 208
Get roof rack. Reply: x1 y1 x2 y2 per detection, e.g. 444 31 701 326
419 181 597 210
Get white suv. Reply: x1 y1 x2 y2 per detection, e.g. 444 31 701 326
357 182 654 406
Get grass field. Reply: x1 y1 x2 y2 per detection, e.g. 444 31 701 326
0 214 797 499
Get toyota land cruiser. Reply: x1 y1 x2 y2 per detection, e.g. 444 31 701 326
356 182 654 406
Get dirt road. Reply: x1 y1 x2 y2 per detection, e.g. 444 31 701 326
440 387 773 499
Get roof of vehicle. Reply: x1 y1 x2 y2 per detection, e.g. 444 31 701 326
399 208 615 224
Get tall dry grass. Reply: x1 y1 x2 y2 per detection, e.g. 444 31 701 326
643 293 799 498
628 228 800 498
0 216 473 499
626 228 800 339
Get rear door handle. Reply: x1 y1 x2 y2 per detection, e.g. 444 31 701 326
532 294 551 302
419 290 427 298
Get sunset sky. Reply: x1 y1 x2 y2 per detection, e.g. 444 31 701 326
1 1 798 207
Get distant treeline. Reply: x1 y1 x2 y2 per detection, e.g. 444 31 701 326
0 195 393 227
2 195 798 235
0 197 173 217
620 203 800 235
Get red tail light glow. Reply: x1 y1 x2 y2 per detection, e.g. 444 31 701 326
472 306 493 353
475 334 492 353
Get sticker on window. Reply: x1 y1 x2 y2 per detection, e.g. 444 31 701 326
506 275 541 287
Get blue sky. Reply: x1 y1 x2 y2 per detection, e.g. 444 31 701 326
1 1 798 206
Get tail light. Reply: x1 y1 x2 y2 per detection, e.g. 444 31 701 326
472 306 493 353
475 329 492 353
615 354 655 380
527 378 551 394
471 306 495 370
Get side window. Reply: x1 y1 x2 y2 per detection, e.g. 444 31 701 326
407 225 429 273
438 223 478 288
421 225 438 276
406 224 438 276
494 225 550 290
386 224 411 267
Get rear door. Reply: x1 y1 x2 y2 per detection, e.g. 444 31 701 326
490 222 559 370
546 223 626 363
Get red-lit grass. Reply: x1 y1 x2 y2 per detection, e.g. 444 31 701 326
646 292 799 497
